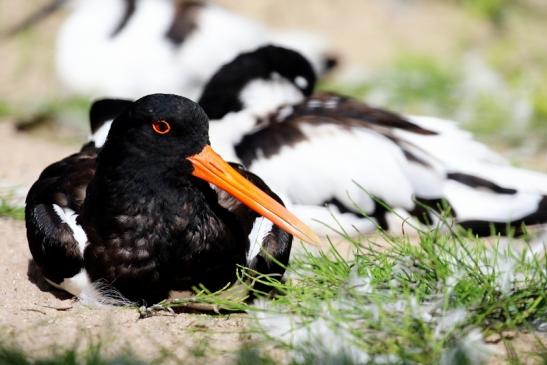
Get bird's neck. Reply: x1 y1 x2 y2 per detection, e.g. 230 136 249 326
238 77 304 118
208 112 257 162
207 78 304 161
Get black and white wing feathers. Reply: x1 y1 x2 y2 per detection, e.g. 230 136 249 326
233 93 547 236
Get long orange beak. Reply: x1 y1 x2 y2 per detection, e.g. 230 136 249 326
188 145 320 245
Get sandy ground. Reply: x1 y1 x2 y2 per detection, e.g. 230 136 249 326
0 220 248 363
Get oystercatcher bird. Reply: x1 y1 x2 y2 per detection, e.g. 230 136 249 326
26 94 318 305
8 0 337 100
191 45 547 236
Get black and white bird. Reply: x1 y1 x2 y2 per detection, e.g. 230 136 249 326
193 45 547 236
9 0 337 100
25 94 318 305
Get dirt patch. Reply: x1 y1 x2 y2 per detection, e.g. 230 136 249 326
0 122 76 186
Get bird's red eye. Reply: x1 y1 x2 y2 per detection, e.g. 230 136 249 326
152 120 171 135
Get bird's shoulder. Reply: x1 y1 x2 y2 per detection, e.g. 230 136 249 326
27 149 98 211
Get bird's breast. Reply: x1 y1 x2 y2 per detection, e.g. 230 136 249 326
81 183 247 302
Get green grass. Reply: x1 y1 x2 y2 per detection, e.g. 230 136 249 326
0 198 24 220
37 97 91 118
459 0 507 26
161 208 546 364
450 0 547 29
3 96 91 125
248 233 545 363
320 54 461 117
0 100 14 118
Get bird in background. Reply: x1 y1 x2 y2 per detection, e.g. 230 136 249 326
197 45 547 236
25 94 318 306
7 0 338 101
88 45 547 237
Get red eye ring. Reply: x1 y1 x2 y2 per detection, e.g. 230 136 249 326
152 120 171 135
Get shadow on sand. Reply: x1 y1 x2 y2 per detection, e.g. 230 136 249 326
26 259 73 300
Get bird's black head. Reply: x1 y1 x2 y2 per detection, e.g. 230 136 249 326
199 45 317 120
100 94 209 175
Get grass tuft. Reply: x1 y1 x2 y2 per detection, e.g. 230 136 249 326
161 210 546 364
0 198 25 220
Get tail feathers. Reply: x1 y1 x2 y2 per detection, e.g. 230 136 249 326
456 163 547 196
458 196 547 236
442 179 547 236
45 270 132 307
404 116 547 195
287 194 547 238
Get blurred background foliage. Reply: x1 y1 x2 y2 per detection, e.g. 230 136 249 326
0 0 546 152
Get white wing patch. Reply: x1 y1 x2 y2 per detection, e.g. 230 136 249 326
52 204 88 254
248 124 418 213
445 181 543 222
247 217 273 264
89 120 113 148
